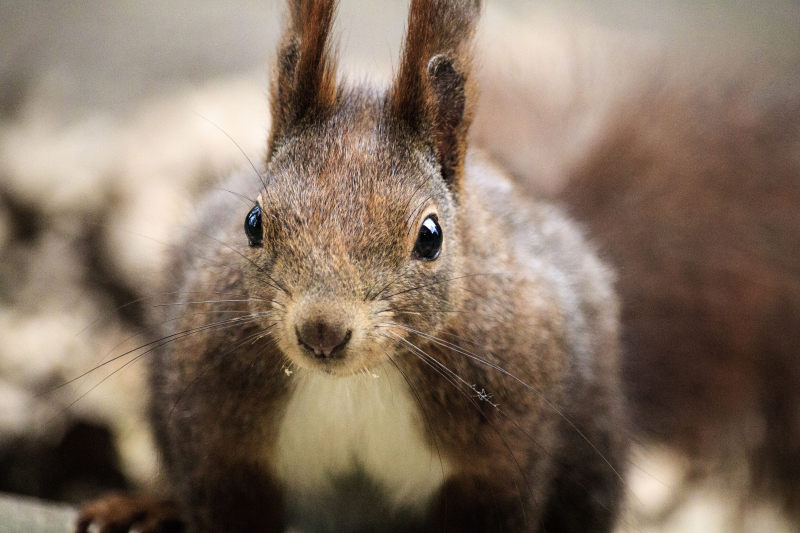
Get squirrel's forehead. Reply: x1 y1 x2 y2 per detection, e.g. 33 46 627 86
267 157 431 209
262 126 442 222
263 180 416 225
269 118 427 179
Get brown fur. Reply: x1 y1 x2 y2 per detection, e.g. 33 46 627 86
268 0 339 157
564 72 800 516
391 0 479 190
77 1 627 532
474 35 800 520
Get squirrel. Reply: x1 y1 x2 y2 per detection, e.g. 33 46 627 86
76 0 628 532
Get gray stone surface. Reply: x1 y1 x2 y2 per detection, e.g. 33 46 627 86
0 493 75 533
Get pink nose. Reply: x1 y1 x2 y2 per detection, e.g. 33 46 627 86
295 320 352 359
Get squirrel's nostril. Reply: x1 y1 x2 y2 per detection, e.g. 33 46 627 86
295 322 352 359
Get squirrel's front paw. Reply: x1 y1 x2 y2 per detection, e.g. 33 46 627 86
75 492 184 533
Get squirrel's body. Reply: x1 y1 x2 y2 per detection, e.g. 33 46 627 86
79 1 627 532
146 144 624 532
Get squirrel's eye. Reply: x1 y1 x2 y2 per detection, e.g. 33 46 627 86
413 216 442 261
244 205 263 247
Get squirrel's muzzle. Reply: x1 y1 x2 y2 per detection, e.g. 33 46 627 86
281 292 381 372
295 320 352 359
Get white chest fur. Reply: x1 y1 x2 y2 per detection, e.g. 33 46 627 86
271 366 451 521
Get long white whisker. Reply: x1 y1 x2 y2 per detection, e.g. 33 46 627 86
45 314 267 396
385 322 626 485
168 322 279 418
382 333 534 511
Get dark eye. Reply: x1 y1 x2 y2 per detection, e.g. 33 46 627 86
413 216 442 261
244 205 263 247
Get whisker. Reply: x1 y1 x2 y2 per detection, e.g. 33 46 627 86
385 332 627 521
192 111 268 193
214 187 258 207
52 314 273 425
382 333 534 514
84 307 266 387
194 227 291 297
43 315 265 396
405 193 435 237
365 274 403 302
77 286 279 337
385 322 626 485
155 297 283 308
168 322 279 418
385 332 472 399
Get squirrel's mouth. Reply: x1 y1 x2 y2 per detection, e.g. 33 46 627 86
285 350 379 378
277 327 394 377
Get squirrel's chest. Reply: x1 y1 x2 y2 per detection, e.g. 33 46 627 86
270 368 451 527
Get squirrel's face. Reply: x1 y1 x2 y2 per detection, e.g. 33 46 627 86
242 99 464 376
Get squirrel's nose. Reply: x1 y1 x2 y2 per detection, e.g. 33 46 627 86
295 320 352 359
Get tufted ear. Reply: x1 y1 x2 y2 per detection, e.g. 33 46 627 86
267 0 339 159
391 0 481 191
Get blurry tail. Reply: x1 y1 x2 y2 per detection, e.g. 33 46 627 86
473 5 800 521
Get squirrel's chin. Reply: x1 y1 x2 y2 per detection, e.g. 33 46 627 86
282 348 385 377
295 361 378 378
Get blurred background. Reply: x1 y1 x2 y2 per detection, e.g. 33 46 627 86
0 1 798 532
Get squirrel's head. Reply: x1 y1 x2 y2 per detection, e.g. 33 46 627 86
243 0 480 375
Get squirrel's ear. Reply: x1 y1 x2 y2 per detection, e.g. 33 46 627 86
391 0 480 190
268 0 339 158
